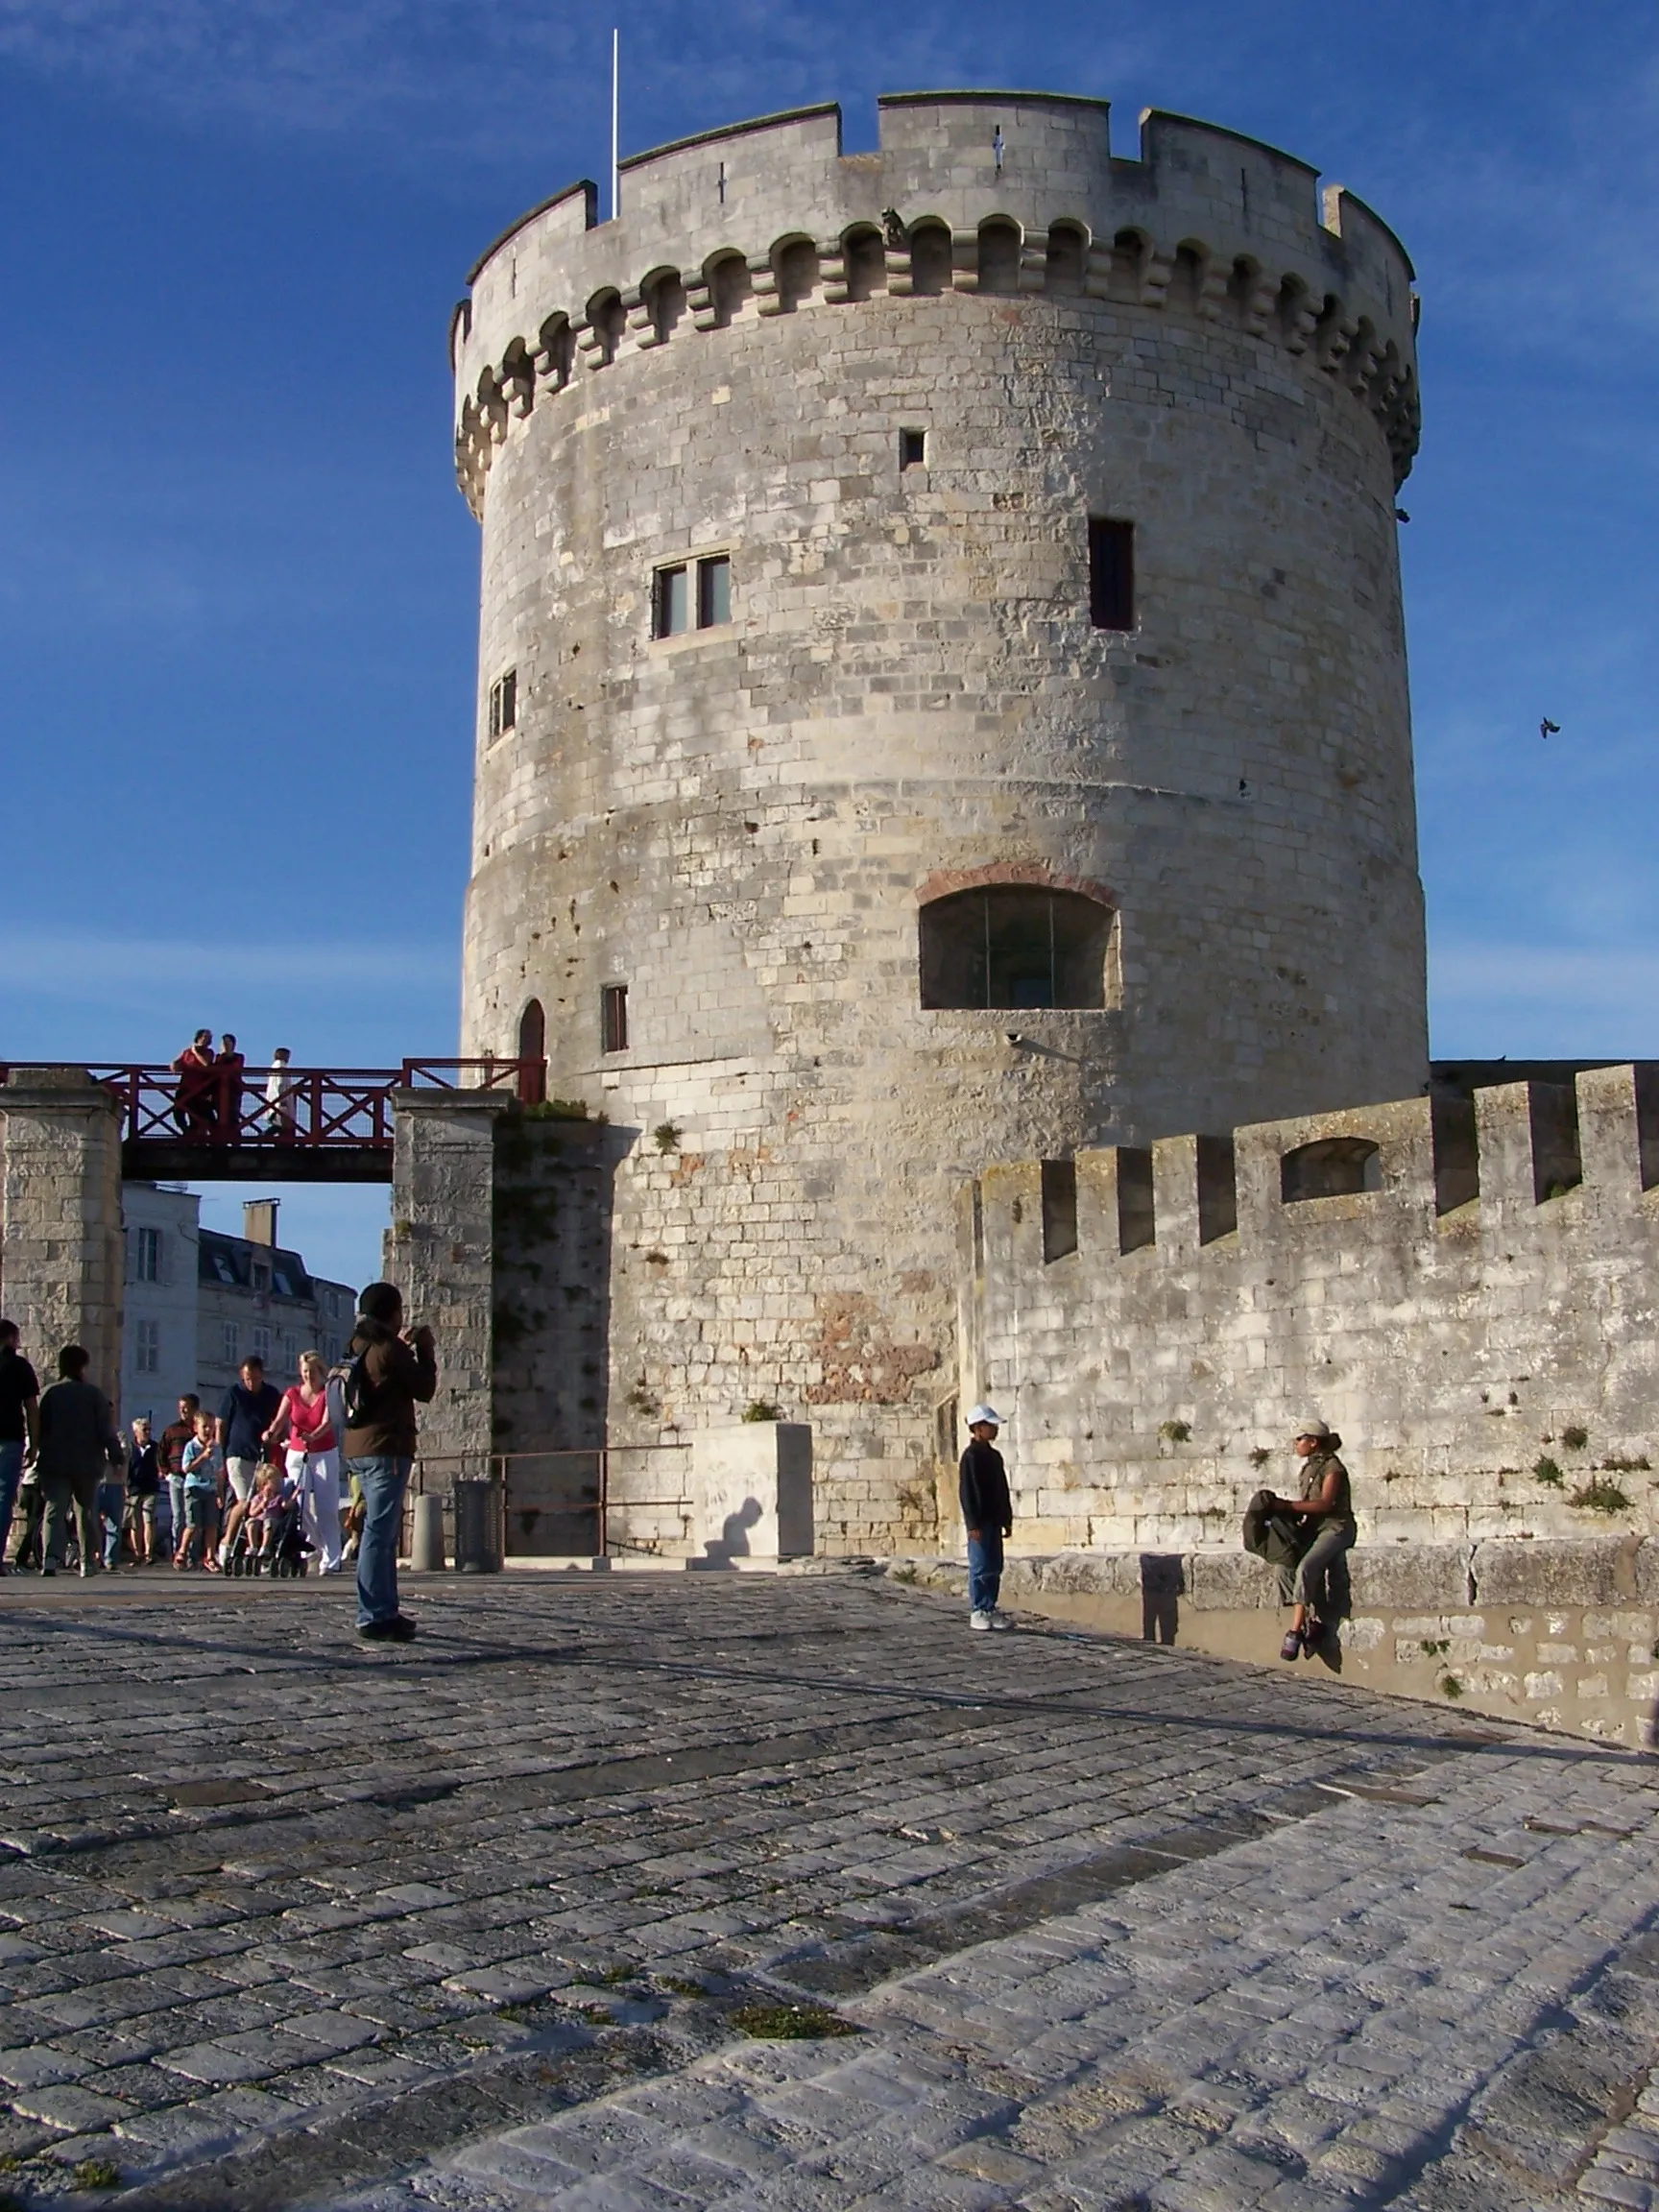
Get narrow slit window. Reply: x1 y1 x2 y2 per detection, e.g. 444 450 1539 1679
601 983 629 1053
1089 517 1135 631
488 667 517 738
654 565 689 638
900 427 926 469
697 554 731 629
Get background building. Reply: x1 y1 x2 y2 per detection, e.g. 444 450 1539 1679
122 1189 354 1422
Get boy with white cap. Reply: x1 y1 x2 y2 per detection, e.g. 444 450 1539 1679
959 1404 1014 1631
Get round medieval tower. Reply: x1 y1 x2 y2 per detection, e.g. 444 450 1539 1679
453 91 1427 1551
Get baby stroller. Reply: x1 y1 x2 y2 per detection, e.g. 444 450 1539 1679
226 1482 310 1577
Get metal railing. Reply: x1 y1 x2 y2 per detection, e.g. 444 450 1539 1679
0 1058 544 1156
405 1443 693 1562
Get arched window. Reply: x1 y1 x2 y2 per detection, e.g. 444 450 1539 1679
977 218 1022 297
1045 223 1088 297
517 1000 546 1104
843 225 887 301
1280 1138 1382 1203
908 221 952 297
919 886 1113 1009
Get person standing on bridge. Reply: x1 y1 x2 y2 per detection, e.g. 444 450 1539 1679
262 1047 299 1141
343 1282 435 1643
214 1034 246 1144
0 1319 40 1575
172 1029 216 1143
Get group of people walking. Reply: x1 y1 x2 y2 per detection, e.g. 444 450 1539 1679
0 1281 436 1643
170 1031 300 1145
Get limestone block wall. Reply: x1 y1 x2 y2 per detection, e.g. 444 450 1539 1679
896 1539 1659 1750
452 91 1431 1550
0 1069 125 1408
961 1065 1659 1551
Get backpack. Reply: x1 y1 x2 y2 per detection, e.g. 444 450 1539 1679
336 1351 373 1431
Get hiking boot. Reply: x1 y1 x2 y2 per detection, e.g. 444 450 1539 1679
1280 1628 1304 1662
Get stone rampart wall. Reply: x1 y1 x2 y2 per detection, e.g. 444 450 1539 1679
961 1065 1659 1551
897 1538 1659 1751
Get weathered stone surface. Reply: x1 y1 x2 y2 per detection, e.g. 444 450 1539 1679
963 1067 1659 1555
1476 1536 1637 1607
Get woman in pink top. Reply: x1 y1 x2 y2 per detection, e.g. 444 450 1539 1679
263 1350 343 1573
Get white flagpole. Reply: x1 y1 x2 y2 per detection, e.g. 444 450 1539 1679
610 28 620 221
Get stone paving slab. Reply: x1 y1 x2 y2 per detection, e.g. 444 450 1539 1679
0 1569 1658 2208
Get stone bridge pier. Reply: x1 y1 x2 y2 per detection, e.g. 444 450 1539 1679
0 1067 125 1403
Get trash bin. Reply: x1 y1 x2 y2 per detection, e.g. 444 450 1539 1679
452 1473 504 1574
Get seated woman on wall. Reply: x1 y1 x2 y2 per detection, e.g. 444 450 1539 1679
1265 1420 1357 1661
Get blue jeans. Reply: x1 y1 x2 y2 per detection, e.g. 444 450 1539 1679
349 1455 411 1626
967 1526 1004 1614
97 1479 127 1567
0 1440 24 1564
166 1474 186 1554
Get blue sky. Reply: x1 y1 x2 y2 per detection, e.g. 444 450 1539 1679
1 0 1655 1287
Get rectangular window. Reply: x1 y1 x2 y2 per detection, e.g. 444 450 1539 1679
601 983 630 1053
654 565 689 638
135 1318 159 1375
488 667 517 739
654 555 731 637
134 1226 161 1283
900 427 926 469
279 1331 297 1371
221 1321 238 1366
697 554 731 629
252 1324 272 1363
1089 517 1135 630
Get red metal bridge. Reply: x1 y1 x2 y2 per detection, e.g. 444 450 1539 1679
0 1060 544 1182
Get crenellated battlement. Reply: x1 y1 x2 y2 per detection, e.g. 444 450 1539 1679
959 1066 1659 1552
452 91 1420 515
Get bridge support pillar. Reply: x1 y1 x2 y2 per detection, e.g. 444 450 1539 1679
0 1068 125 1407
387 1087 513 1472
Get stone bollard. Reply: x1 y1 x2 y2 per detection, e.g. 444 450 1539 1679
410 1493 445 1572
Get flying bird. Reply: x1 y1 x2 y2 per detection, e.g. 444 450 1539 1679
1540 717 1560 739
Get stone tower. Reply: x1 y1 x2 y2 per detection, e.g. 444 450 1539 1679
452 92 1427 1550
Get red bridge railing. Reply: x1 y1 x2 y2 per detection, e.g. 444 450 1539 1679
0 1059 544 1158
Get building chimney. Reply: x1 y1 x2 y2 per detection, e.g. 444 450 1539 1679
243 1198 278 1248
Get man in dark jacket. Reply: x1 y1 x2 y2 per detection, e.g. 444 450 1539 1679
0 1318 40 1575
959 1403 1014 1632
36 1346 123 1576
344 1281 436 1642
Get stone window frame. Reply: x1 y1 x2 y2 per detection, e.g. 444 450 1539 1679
134 1317 160 1375
134 1225 162 1284
488 666 517 742
650 546 733 645
601 982 630 1054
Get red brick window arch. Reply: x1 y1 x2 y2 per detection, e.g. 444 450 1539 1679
919 881 1115 1009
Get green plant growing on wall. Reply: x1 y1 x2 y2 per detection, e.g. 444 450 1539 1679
1561 1425 1589 1451
626 1380 661 1418
1248 1446 1271 1468
1159 1420 1191 1444
1570 1477 1632 1514
1599 1454 1650 1473
1420 1638 1450 1658
743 1400 781 1423
653 1121 683 1153
1533 1455 1564 1487
1439 1674 1464 1699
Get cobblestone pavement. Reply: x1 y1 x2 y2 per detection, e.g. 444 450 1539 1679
3 1571 1659 2211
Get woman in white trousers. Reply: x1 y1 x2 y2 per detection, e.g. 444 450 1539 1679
263 1350 343 1574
